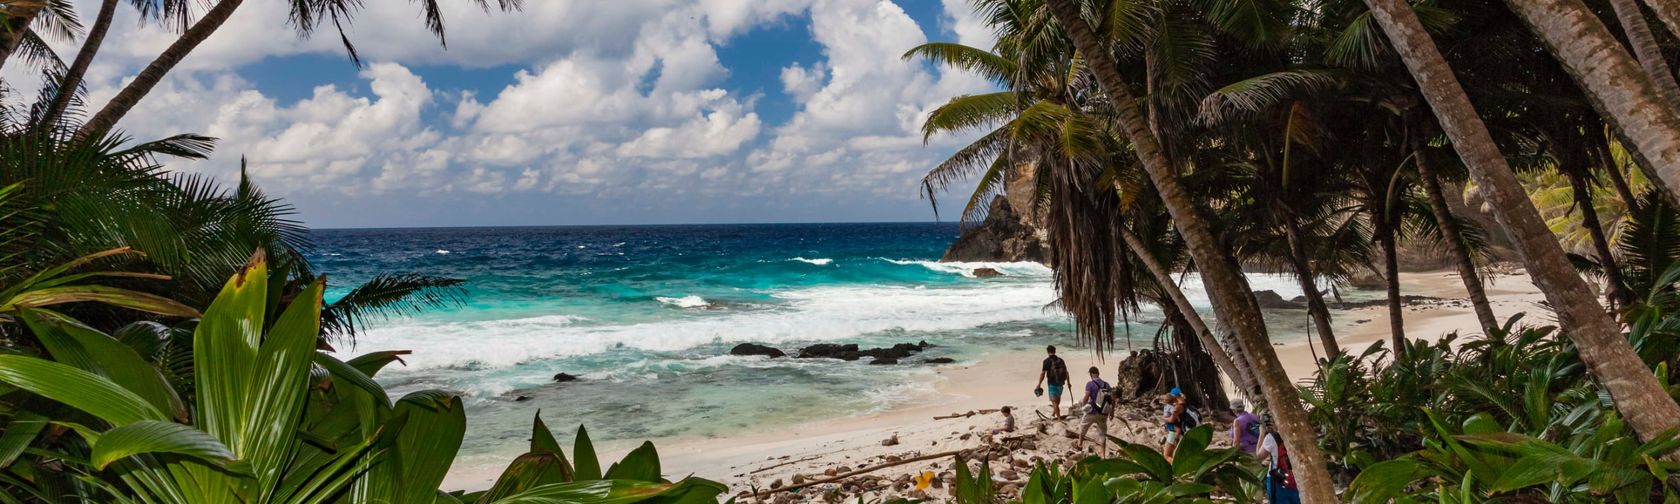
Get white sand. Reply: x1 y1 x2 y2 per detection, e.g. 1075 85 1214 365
445 269 1545 499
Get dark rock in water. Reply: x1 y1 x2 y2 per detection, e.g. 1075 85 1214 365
1252 290 1305 309
798 343 862 360
552 373 580 383
730 343 786 358
869 357 899 365
923 357 956 364
941 196 1047 263
918 340 932 348
514 395 531 402
972 267 1003 278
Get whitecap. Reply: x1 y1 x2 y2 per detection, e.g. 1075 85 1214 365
435 249 451 255
881 258 1052 277
656 295 710 309
787 257 833 266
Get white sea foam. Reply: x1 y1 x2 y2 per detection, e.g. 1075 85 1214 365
881 258 1054 277
788 257 833 266
435 249 450 255
656 295 710 308
348 281 1061 372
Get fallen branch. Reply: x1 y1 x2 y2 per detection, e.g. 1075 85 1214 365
749 455 821 474
933 408 1000 420
750 449 965 498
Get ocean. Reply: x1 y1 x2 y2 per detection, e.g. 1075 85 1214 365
308 223 1313 472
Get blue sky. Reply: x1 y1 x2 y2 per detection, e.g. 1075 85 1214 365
18 0 1000 228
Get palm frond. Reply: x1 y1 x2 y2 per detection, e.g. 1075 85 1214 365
1199 70 1344 125
921 92 1019 142
903 42 1020 85
320 273 466 344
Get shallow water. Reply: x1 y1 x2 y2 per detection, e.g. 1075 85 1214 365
308 223 1315 470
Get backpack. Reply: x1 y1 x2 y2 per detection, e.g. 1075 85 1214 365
1179 405 1200 428
1094 381 1116 415
1267 432 1298 489
1051 358 1069 383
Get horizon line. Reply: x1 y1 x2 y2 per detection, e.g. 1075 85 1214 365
309 220 959 231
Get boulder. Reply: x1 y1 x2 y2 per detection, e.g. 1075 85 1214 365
552 373 580 383
730 343 786 358
972 267 1003 278
869 357 899 365
1252 290 1305 309
923 357 956 364
798 343 861 360
513 395 531 402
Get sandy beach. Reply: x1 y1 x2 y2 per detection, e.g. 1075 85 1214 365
443 268 1546 499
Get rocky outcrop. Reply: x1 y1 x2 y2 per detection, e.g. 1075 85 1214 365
972 267 1003 278
796 342 932 362
1252 290 1305 309
552 373 580 383
730 343 786 358
941 195 1047 263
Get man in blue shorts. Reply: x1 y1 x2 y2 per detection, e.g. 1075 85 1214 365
1035 345 1071 420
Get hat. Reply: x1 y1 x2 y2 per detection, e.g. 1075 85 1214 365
1169 387 1182 396
1232 400 1247 412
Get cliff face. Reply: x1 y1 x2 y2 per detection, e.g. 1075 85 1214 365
940 195 1048 263
940 163 1049 263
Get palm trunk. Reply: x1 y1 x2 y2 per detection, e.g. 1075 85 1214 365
39 0 119 130
78 0 245 137
1566 167 1631 309
1283 219 1340 355
1378 221 1405 352
1119 224 1258 396
1365 0 1680 443
1502 0 1680 208
1600 140 1643 212
1042 1 1338 501
1414 142 1500 331
1608 0 1680 108
0 4 42 71
1642 0 1680 50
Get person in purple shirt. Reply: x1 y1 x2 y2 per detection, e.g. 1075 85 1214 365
1073 366 1112 456
1231 400 1261 455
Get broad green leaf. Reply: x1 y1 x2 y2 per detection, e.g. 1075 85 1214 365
1021 465 1048 504
194 251 269 445
314 352 392 409
491 479 670 504
1071 475 1110 504
574 425 602 481
4 285 199 318
604 442 662 483
0 355 165 425
393 391 468 503
242 275 324 499
531 413 563 455
90 420 241 470
1348 459 1430 504
23 311 186 421
347 350 412 378
479 452 574 503
0 412 46 468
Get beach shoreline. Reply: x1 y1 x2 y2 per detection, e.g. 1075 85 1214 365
441 268 1545 496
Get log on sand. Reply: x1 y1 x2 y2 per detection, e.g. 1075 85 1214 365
748 449 965 498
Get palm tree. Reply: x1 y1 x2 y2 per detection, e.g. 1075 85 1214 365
1604 0 1680 109
1361 0 1680 443
1041 0 1339 501
1496 0 1680 209
1412 137 1501 331
57 0 520 137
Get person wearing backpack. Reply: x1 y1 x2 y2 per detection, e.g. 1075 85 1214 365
1255 413 1300 504
1159 387 1201 460
1035 345 1072 420
1073 366 1114 456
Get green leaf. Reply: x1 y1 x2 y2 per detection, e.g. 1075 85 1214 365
240 275 324 495
574 425 602 481
4 285 200 318
0 412 46 468
90 420 242 470
1348 459 1430 504
392 391 468 503
347 350 412 378
604 442 662 483
531 412 562 455
490 479 690 504
0 354 166 425
314 352 392 409
479 452 574 503
22 311 186 422
193 251 269 445
1072 475 1111 504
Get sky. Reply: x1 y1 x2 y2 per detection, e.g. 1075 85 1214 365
10 0 1002 228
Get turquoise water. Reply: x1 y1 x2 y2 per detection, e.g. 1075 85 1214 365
308 223 1310 472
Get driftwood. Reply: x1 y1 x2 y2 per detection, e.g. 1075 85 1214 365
749 455 821 474
749 449 965 498
933 408 1000 420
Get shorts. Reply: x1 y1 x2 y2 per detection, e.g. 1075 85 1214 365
1047 384 1064 400
1079 413 1108 432
1165 429 1179 444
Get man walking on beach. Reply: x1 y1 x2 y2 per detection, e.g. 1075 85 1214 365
1036 345 1071 420
1073 366 1113 456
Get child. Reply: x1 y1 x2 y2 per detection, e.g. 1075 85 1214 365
991 406 1016 435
